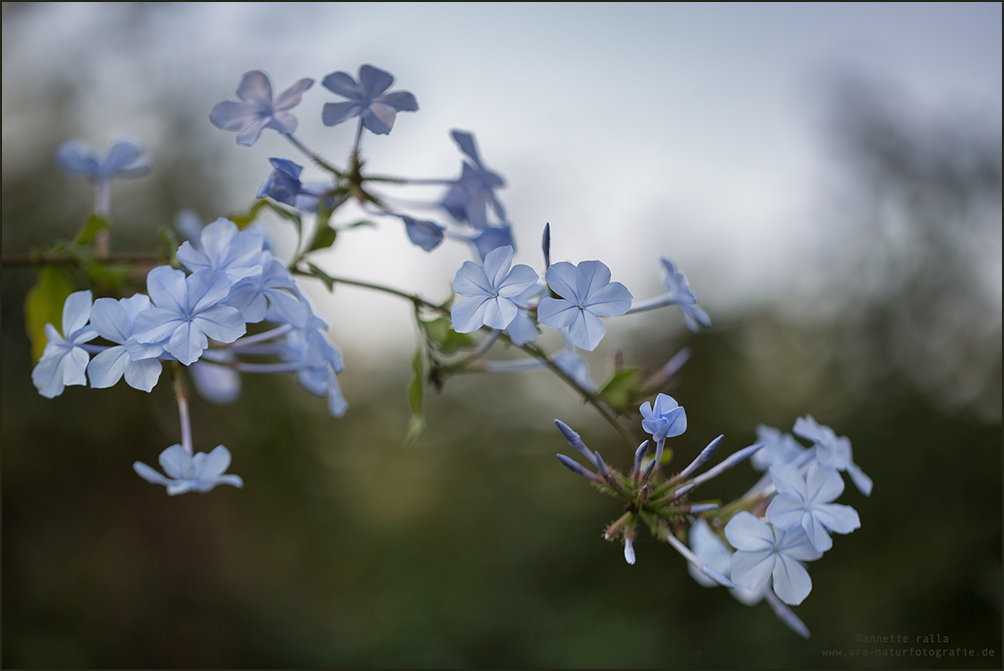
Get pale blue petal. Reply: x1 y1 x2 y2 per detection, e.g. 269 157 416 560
451 130 482 167
766 494 805 531
378 90 418 112
584 282 633 316
237 118 270 146
89 297 130 343
210 100 261 131
806 463 844 503
505 311 538 345
133 461 173 487
273 78 314 110
236 70 273 107
575 260 611 299
730 548 774 592
481 296 518 330
361 104 395 135
132 308 184 344
321 71 361 99
87 346 128 388
192 305 245 343
451 296 491 333
453 261 493 297
724 512 774 551
322 101 361 126
536 297 578 328
813 503 861 535
769 464 807 501
498 264 539 297
63 290 93 336
146 266 188 313
482 246 514 289
358 64 394 98
187 270 233 314
167 321 209 365
123 356 162 392
56 141 100 177
198 445 232 479
771 554 813 605
190 361 241 404
567 310 606 351
159 444 195 480
544 262 580 302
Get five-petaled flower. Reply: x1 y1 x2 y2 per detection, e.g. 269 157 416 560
210 71 314 146
451 246 538 333
537 260 633 351
639 393 687 442
725 511 823 606
440 130 506 229
766 462 860 552
321 64 418 135
134 444 243 495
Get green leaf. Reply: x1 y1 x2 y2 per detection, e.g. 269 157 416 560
307 224 337 252
422 317 475 354
25 265 74 363
75 213 110 245
405 348 426 444
85 261 130 290
598 367 643 413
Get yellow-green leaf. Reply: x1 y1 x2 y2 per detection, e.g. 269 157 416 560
25 265 74 363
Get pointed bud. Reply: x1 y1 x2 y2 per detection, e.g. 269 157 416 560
554 419 598 467
677 435 723 481
686 503 719 514
633 440 649 475
555 453 597 481
594 450 610 479
689 442 765 488
541 223 551 269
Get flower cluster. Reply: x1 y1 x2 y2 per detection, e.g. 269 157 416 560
554 399 868 638
32 218 346 493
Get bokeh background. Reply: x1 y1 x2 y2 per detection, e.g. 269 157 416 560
2 3 1001 668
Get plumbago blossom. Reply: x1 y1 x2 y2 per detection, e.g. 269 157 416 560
21 63 869 639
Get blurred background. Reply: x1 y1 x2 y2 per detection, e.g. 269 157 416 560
2 3 1001 668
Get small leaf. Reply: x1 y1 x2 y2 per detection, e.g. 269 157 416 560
86 261 130 290
422 317 475 354
25 265 74 362
405 348 426 444
308 224 337 252
598 367 643 413
303 262 336 292
75 213 110 245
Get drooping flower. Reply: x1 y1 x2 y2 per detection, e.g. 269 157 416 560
321 64 418 135
751 424 808 472
639 393 687 442
793 415 872 496
31 290 97 398
725 512 823 605
211 71 314 146
766 462 861 552
467 223 515 260
131 266 246 366
626 256 710 332
537 260 632 351
440 130 506 229
86 294 162 392
133 444 243 495
451 246 538 333
401 216 445 252
257 158 306 207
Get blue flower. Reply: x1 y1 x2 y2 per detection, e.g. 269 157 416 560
56 138 153 182
468 223 515 261
725 512 822 606
766 462 861 552
225 252 303 325
321 64 418 135
133 444 243 495
441 130 505 229
750 424 808 472
176 218 265 285
131 266 246 366
31 290 97 398
537 260 633 351
211 71 314 146
626 256 710 332
639 393 687 442
87 294 162 392
451 246 539 333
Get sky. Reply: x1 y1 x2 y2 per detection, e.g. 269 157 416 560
3 2 1001 351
